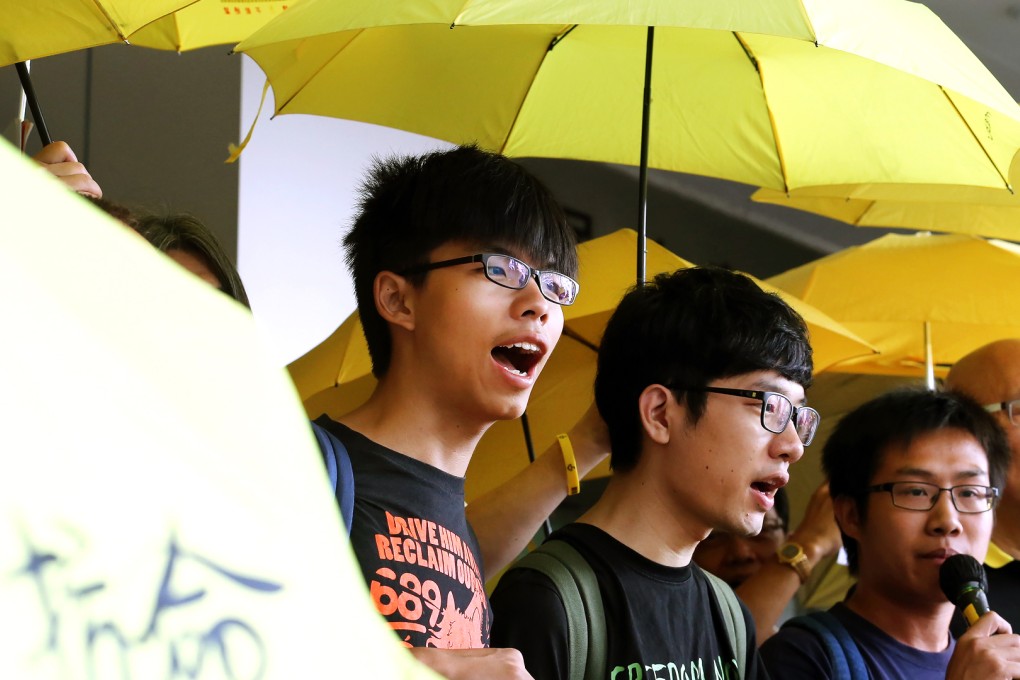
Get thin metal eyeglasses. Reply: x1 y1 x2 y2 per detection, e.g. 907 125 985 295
673 386 820 446
984 399 1020 426
400 253 579 306
865 482 999 514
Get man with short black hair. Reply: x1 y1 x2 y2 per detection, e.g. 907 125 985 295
760 388 1020 679
491 266 817 679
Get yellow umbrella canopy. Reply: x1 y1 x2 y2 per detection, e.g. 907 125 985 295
751 178 1020 242
130 0 296 52
289 229 876 501
767 232 1020 383
0 138 442 679
0 0 199 66
237 0 1020 195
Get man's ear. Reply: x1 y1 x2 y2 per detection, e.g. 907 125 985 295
374 271 415 332
638 384 675 445
833 495 863 542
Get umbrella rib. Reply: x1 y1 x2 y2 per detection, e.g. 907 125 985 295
493 24 578 153
562 326 598 353
732 33 791 194
939 86 1015 193
91 0 130 41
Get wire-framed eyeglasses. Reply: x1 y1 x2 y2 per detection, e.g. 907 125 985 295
673 386 820 446
865 482 999 514
984 399 1020 427
400 253 579 306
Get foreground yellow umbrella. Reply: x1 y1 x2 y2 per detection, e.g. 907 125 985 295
768 232 1020 387
238 0 1020 281
752 182 1020 242
130 0 295 52
290 229 876 501
0 138 439 679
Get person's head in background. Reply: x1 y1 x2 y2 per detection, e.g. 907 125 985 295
945 339 1020 509
84 195 140 230
824 387 1009 577
693 486 789 586
343 144 579 381
134 213 250 309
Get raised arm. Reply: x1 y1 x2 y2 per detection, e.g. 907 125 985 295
466 403 610 578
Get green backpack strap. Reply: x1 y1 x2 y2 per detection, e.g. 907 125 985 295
512 539 606 680
703 569 747 680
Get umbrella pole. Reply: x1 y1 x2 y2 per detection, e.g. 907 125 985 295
636 26 654 285
15 61 52 147
923 320 935 391
520 412 553 539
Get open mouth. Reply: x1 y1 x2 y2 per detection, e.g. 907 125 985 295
491 341 543 377
751 475 788 497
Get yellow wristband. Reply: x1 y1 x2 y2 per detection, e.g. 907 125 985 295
558 433 580 496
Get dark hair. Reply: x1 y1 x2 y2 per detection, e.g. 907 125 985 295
134 213 250 309
85 195 139 229
823 387 1011 573
595 267 813 472
343 145 578 377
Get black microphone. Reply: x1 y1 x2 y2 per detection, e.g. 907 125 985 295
939 553 990 628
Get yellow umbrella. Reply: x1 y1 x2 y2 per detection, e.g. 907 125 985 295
129 0 296 52
751 180 1020 242
289 229 876 501
3 0 200 146
0 0 200 65
0 138 441 679
767 232 1020 388
236 0 1020 280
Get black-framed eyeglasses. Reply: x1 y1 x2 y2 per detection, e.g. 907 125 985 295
400 253 579 306
984 399 1020 427
865 482 999 514
673 386 820 446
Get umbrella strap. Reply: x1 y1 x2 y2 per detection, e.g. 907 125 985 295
226 79 270 164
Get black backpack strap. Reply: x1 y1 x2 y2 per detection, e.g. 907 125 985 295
702 569 747 680
782 610 869 680
511 539 606 680
311 418 355 534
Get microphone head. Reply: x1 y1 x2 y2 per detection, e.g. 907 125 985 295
939 553 988 603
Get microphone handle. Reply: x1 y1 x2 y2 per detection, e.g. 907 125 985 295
959 586 990 627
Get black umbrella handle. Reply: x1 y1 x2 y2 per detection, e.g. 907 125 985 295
15 62 52 147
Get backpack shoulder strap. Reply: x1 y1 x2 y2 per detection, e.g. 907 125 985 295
782 610 869 680
310 419 355 534
511 539 606 680
702 568 747 680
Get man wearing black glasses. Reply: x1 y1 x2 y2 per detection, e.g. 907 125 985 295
760 388 1020 679
947 339 1020 631
313 145 612 679
492 266 815 679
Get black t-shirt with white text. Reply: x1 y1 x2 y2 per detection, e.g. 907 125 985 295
491 523 767 680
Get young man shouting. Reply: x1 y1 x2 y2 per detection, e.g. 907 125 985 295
491 267 818 678
315 145 608 677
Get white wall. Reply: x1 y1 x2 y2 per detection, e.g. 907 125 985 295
236 58 452 366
